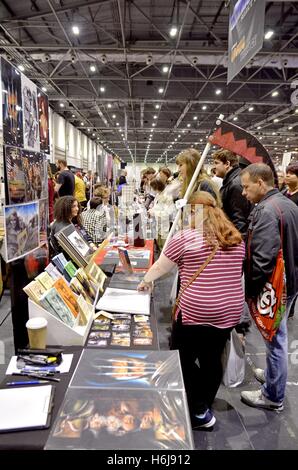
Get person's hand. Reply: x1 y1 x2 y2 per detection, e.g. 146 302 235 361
137 280 153 292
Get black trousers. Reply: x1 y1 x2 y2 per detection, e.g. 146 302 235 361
170 314 231 416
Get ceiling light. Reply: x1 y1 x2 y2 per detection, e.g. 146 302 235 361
187 123 191 127
158 87 164 94
295 109 298 114
182 130 185 133
202 105 207 110
42 87 47 92
175 138 177 142
72 25 80 35
274 141 277 144
248 106 254 111
257 126 261 129
274 118 279 123
193 116 198 120
169 26 178 37
162 65 169 73
90 65 96 72
233 116 238 121
80 122 84 126
87 128 90 132
274 147 278 150
116 122 119 126
153 115 157 119
259 136 263 140
178 134 181 138
100 86 105 93
72 114 75 118
112 114 116 119
18 65 25 72
152 123 156 127
107 103 112 108
286 138 290 141
59 102 65 108
155 104 160 109
215 89 222 95
288 126 293 130
200 138 203 142
264 30 274 40
271 90 279 97
272 132 276 135
92 133 95 137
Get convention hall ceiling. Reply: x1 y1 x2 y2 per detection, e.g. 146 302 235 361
0 0 298 164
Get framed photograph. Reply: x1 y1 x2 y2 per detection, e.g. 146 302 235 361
1 58 23 147
21 73 40 152
4 201 40 262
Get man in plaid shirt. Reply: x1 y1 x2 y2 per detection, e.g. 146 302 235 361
81 197 107 244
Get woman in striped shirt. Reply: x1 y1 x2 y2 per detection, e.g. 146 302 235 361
138 191 245 429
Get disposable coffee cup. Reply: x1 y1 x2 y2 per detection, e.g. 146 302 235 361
26 317 48 349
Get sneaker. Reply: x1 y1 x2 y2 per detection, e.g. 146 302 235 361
192 409 216 429
241 389 283 411
254 368 265 385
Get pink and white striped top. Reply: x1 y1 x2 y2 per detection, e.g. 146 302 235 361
164 229 245 328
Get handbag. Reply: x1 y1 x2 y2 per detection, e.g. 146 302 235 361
222 329 245 387
172 244 219 320
247 201 287 342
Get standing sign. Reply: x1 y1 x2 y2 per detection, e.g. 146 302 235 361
228 0 265 84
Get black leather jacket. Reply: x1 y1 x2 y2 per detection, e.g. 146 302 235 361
220 166 252 236
245 189 298 298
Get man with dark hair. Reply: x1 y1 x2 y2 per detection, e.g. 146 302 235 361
285 162 298 206
55 159 75 197
240 163 298 411
213 149 252 236
81 197 107 244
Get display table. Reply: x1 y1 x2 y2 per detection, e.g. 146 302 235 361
93 240 154 270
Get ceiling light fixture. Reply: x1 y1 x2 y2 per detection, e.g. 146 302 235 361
274 118 279 123
193 116 198 120
18 65 25 72
72 25 80 35
72 114 75 118
100 86 106 93
202 105 207 110
158 87 164 94
153 115 157 119
271 90 279 97
107 103 112 108
90 65 96 72
80 122 84 126
162 65 169 73
264 30 274 40
112 114 116 119
233 116 238 121
155 104 160 109
42 87 47 92
59 103 65 108
215 89 222 95
248 106 254 111
187 123 191 127
169 26 178 37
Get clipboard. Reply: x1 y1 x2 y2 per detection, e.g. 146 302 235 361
0 385 55 433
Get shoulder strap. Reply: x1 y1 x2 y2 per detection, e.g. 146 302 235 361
173 244 219 317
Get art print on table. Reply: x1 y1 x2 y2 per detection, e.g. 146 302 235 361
37 89 49 153
46 389 193 450
1 58 23 147
22 73 40 152
4 201 40 262
4 146 26 204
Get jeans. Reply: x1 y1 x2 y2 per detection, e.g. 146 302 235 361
170 313 231 416
263 294 297 403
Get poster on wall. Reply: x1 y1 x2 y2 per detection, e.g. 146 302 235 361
21 150 47 202
1 58 23 147
22 73 40 152
4 146 26 204
39 198 48 245
38 89 50 153
4 201 40 263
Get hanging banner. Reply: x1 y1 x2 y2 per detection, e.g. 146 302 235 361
227 0 265 84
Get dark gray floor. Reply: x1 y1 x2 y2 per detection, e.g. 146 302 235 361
0 279 297 450
153 273 298 451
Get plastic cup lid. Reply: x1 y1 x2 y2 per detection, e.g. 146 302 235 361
26 317 48 329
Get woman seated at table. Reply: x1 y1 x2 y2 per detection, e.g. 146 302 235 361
50 196 95 255
138 191 245 430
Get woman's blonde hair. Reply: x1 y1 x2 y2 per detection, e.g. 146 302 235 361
176 148 221 206
189 191 242 249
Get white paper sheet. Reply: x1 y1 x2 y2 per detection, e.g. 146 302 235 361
96 288 151 315
0 385 53 431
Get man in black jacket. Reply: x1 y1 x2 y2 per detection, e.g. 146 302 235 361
240 163 298 411
213 149 252 236
213 149 252 334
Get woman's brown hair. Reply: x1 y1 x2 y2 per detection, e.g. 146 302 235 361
189 191 242 249
54 196 82 225
176 148 221 206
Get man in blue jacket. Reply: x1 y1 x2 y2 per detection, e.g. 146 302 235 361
240 163 298 411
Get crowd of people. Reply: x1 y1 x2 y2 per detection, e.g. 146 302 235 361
48 152 298 432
